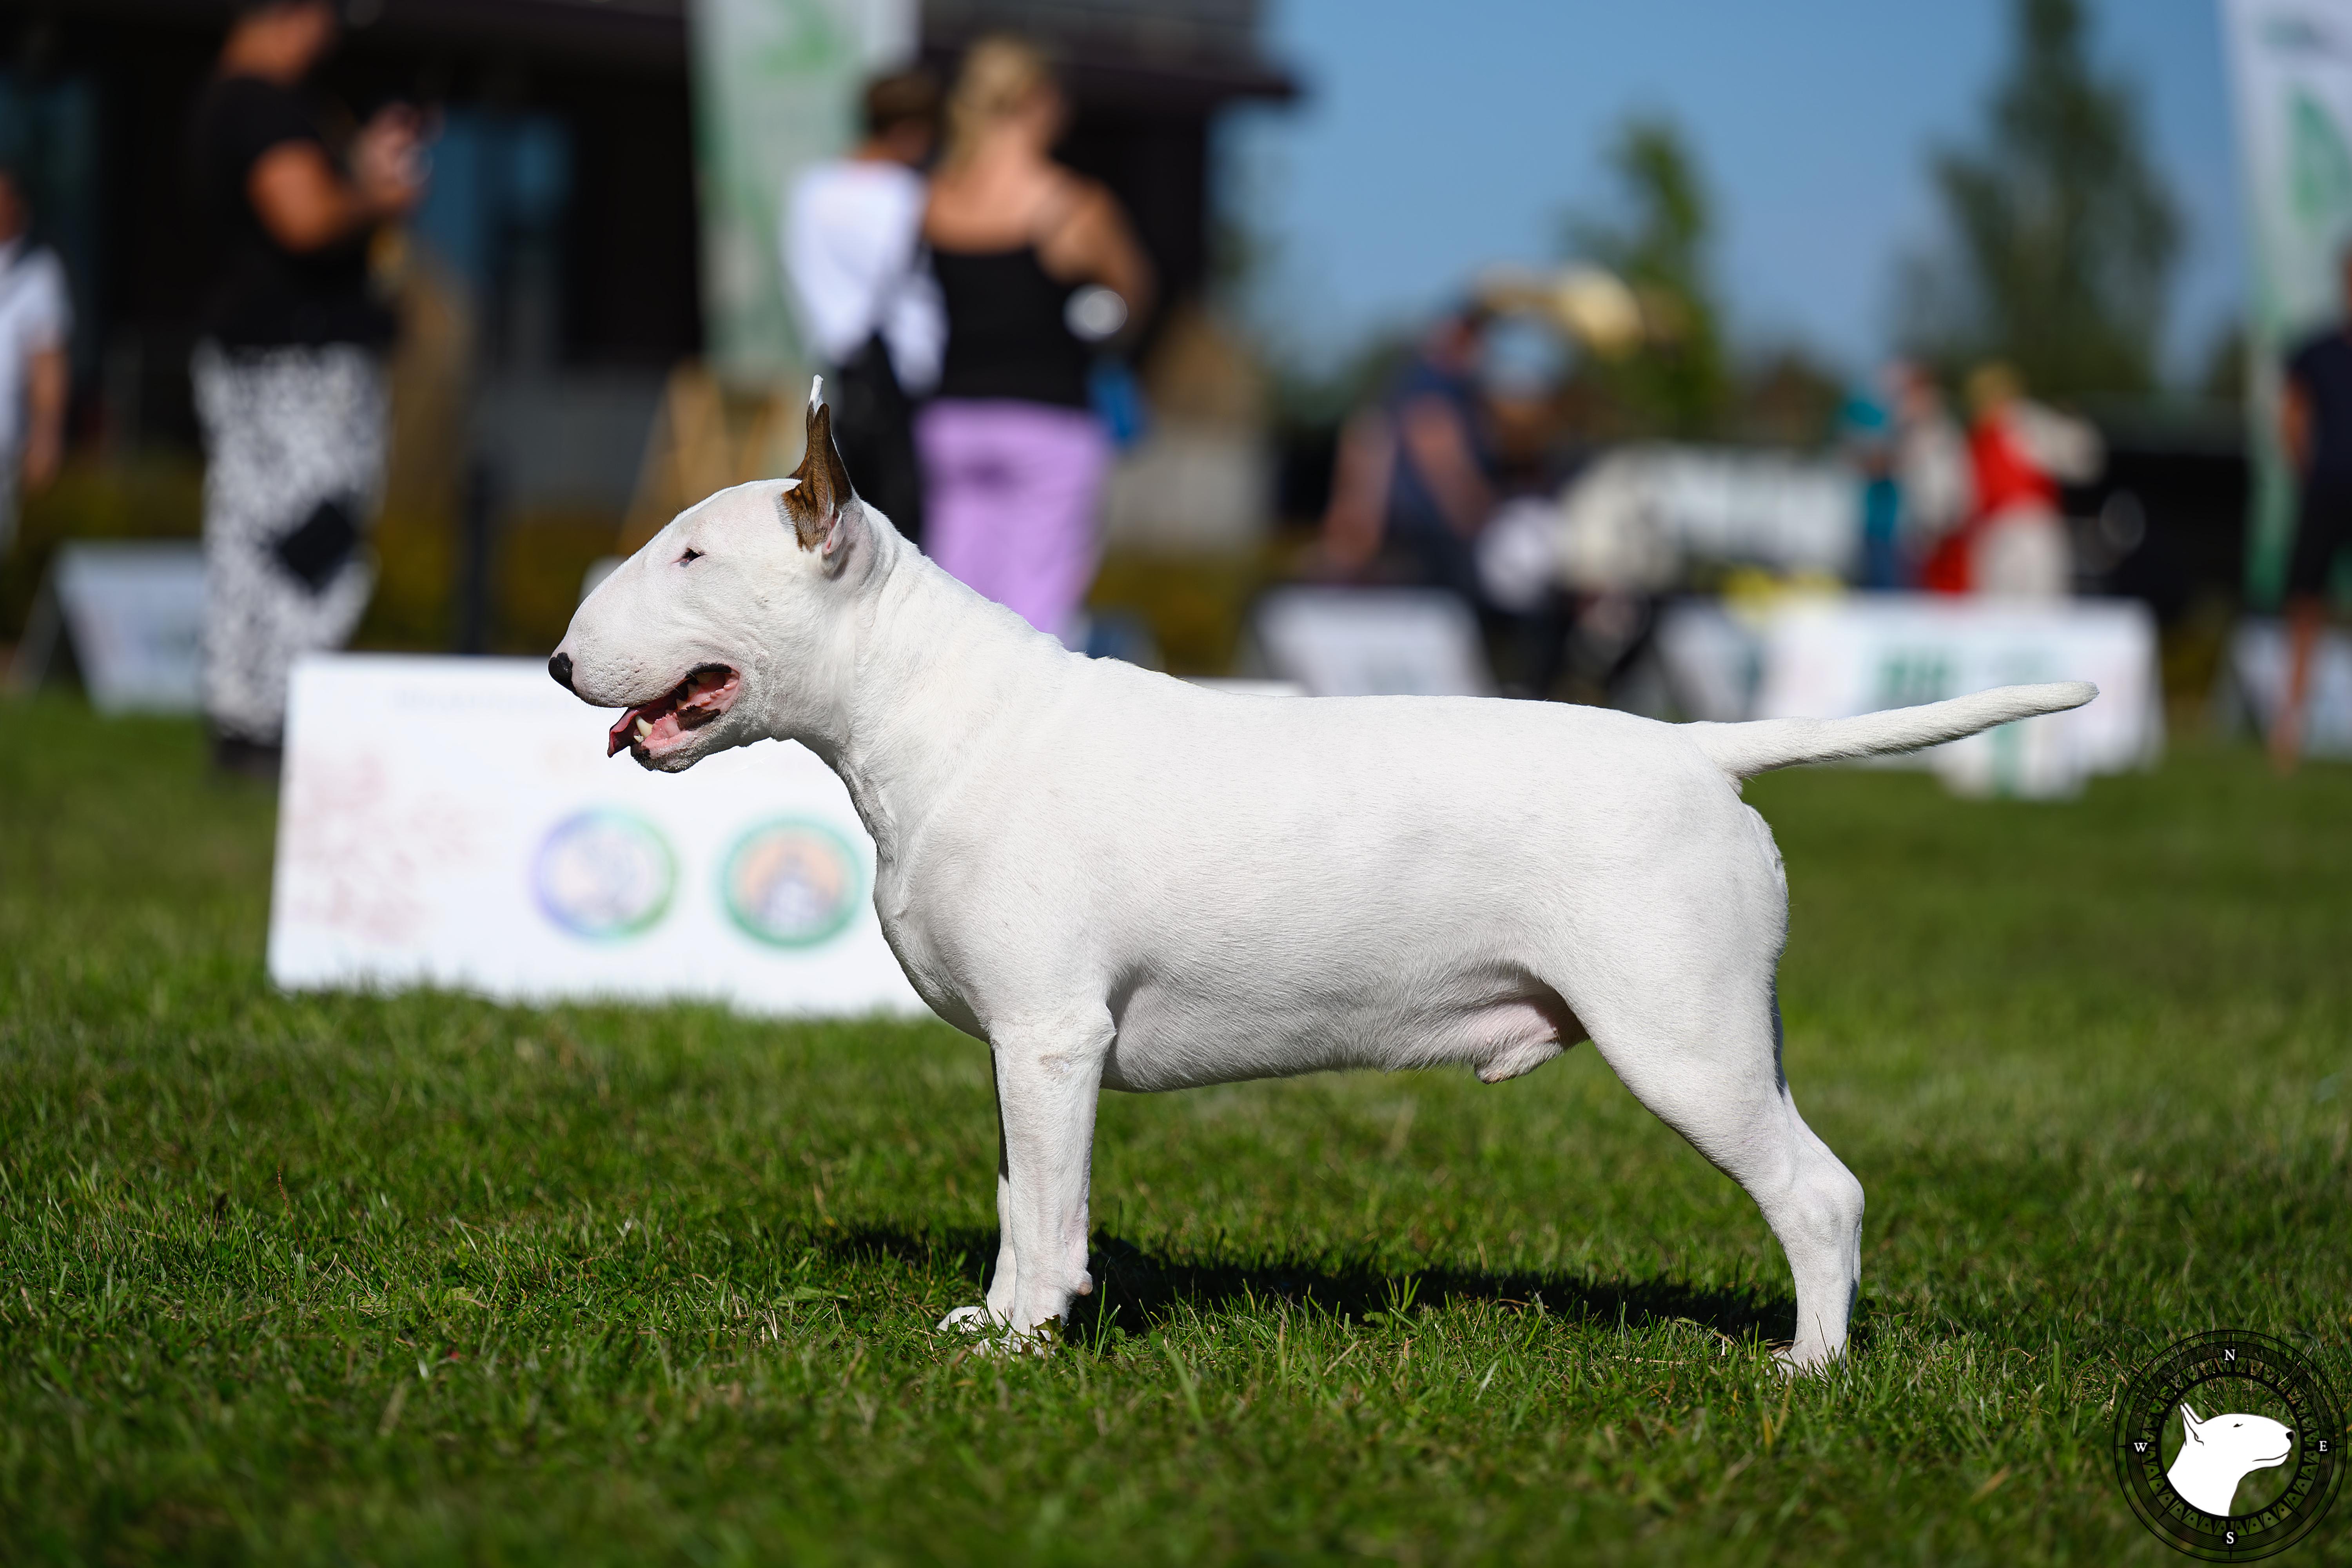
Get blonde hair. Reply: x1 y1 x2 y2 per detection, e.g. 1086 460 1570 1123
942 35 1055 170
1965 361 2022 419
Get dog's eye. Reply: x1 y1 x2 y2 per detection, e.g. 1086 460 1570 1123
676 548 703 566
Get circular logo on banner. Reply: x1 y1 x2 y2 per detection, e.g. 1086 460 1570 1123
720 819 863 948
531 809 677 940
2113 1328 2342 1561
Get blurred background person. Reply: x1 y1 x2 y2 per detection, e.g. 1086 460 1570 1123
917 36 1153 643
1467 309 1576 694
1922 361 2098 599
783 67 943 550
1841 389 1902 590
1319 303 1498 603
190 0 425 777
1890 360 1971 592
2271 245 2352 771
0 165 69 563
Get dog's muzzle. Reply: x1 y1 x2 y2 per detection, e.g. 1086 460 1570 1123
605 665 744 758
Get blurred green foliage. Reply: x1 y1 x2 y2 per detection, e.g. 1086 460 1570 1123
1567 117 1734 440
1900 0 2183 397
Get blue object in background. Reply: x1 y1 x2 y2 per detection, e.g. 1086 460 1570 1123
1088 359 1150 450
1840 393 1904 591
409 109 574 367
1858 473 1903 590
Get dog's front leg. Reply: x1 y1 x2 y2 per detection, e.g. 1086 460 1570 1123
981 1090 1019 1325
982 1016 1109 1348
934 1085 1022 1338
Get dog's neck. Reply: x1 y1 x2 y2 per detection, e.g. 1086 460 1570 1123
780 512 1077 864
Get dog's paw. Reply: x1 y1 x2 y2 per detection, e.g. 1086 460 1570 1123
986 1321 1060 1359
934 1305 1062 1356
947 1318 1060 1358
1770 1340 1840 1378
936 1304 999 1334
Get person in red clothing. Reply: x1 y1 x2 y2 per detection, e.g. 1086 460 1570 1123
1889 360 1972 588
1920 362 2101 597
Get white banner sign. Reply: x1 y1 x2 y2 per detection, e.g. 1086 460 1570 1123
2222 0 2352 597
9 542 206 713
268 655 928 1017
1253 588 1493 697
1754 595 2162 797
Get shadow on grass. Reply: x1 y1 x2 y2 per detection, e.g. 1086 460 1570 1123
814 1226 1799 1348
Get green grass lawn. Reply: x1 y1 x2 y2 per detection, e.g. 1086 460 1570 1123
2 693 2347 1566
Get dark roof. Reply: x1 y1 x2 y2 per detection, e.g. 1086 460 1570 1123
925 0 1297 104
45 0 690 70
76 0 1296 98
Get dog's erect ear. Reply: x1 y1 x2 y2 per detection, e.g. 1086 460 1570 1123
779 376 858 558
2180 1404 2206 1445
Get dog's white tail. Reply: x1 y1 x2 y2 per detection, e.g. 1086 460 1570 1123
1684 681 2098 780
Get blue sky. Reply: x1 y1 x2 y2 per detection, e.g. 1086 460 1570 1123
1219 0 2238 383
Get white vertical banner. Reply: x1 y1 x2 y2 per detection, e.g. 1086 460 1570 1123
687 0 916 385
2222 0 2352 599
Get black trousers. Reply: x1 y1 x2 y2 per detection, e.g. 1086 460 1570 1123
831 334 926 550
2288 474 2352 599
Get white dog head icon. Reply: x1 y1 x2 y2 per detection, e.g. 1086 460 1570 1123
2167 1402 2296 1517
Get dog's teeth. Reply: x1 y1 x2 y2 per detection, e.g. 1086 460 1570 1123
634 718 652 740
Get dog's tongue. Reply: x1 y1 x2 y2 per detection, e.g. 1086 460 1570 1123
606 668 739 757
607 702 673 757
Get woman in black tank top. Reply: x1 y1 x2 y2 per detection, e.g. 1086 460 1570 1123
915 37 1153 642
930 244 1091 409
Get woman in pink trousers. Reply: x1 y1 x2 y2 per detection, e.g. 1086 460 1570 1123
918 37 1154 643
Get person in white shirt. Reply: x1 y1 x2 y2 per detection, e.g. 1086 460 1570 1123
1889 359 1971 581
0 165 70 561
782 69 943 547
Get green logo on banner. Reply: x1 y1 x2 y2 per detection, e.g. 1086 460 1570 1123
720 818 864 949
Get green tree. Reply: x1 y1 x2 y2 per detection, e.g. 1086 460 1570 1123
1567 116 1730 437
1904 0 2181 396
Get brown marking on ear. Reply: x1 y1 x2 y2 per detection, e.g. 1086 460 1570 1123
779 384 858 552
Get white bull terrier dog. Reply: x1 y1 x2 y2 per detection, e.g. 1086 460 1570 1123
549 385 2096 1370
2168 1404 2297 1516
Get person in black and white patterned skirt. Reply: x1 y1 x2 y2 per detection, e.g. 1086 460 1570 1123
0 167 70 564
191 0 424 776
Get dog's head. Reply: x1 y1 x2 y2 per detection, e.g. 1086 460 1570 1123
549 381 877 771
2179 1403 2296 1475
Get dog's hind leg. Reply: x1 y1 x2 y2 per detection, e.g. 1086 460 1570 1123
1578 978 1864 1373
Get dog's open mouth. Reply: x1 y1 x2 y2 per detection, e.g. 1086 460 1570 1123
608 664 741 757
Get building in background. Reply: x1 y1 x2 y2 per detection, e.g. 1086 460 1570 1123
0 0 1293 655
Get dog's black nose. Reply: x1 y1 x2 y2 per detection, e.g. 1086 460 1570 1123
548 651 574 691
